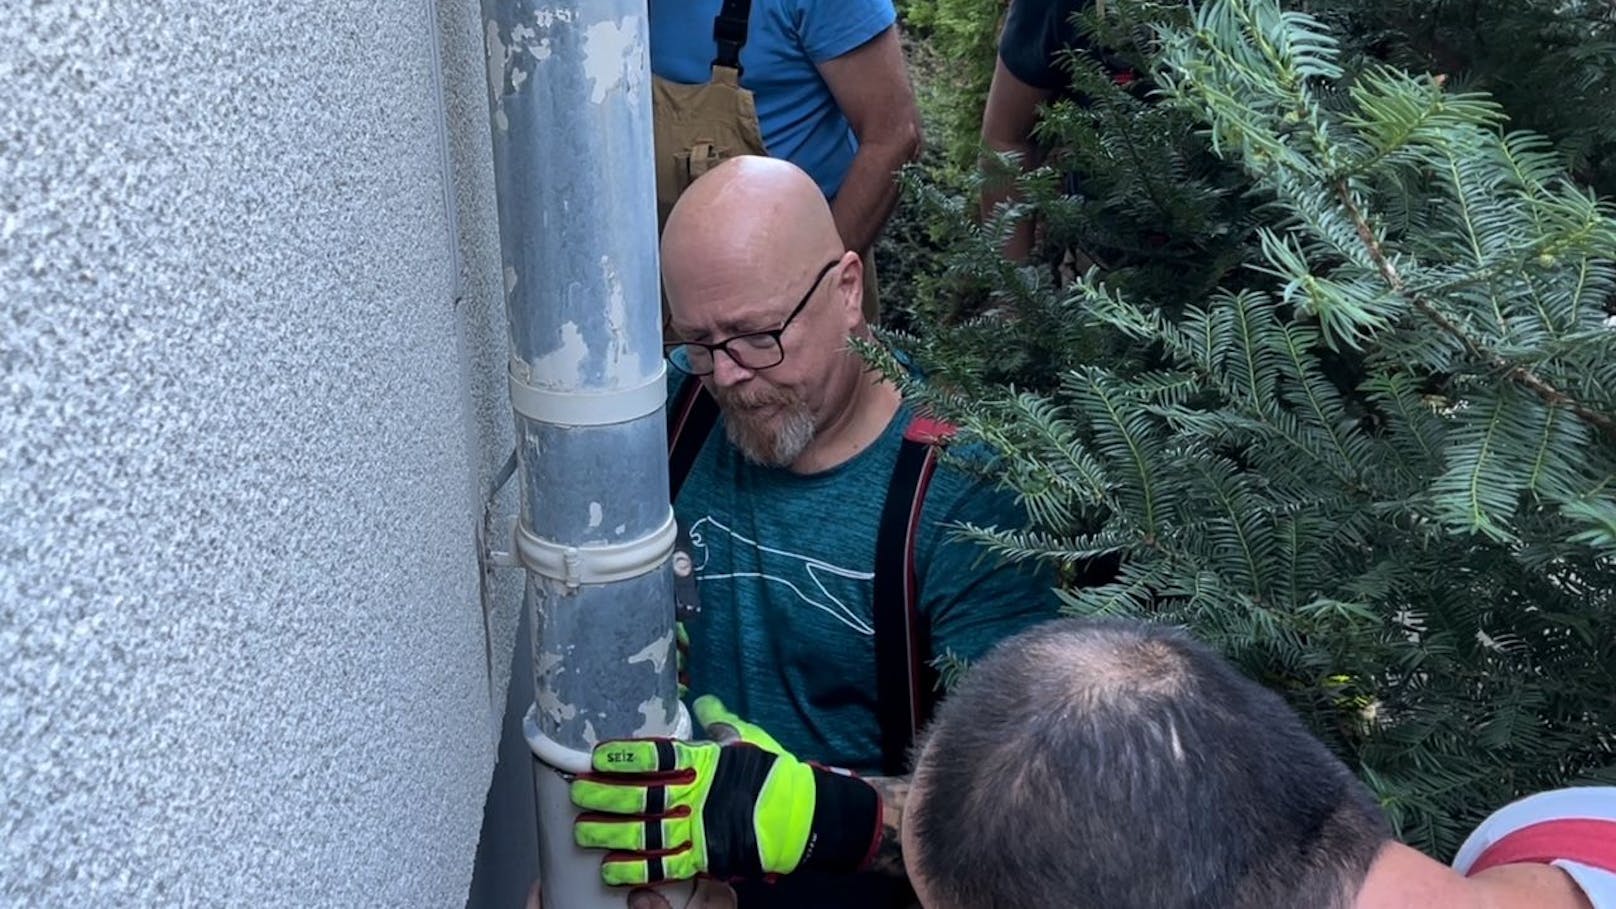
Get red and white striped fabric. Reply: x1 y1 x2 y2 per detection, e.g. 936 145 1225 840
1453 787 1616 907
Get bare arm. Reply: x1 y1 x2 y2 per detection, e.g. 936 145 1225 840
865 774 913 878
818 25 923 253
980 55 1056 261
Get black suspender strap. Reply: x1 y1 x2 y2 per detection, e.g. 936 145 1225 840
667 379 716 632
667 378 720 501
712 0 754 75
872 424 948 777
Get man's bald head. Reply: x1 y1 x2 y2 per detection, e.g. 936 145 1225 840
661 156 849 317
905 617 1390 909
658 156 874 470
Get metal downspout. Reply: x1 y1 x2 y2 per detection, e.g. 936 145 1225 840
478 3 682 906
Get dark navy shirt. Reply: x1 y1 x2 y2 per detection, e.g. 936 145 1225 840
999 0 1091 91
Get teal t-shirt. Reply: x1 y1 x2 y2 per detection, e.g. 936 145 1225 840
675 390 1059 773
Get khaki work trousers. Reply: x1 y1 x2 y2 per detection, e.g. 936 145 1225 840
653 66 879 329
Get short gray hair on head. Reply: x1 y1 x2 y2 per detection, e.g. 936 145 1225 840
908 616 1390 909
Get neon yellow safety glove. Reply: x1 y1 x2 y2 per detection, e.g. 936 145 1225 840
571 695 883 887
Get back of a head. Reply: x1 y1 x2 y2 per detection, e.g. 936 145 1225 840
908 617 1390 909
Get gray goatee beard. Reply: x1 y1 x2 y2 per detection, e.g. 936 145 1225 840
722 398 817 467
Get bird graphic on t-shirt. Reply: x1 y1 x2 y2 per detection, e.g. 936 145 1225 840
686 515 875 635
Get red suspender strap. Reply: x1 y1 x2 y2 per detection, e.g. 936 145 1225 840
872 415 956 776
1467 818 1616 877
902 417 955 446
904 445 944 730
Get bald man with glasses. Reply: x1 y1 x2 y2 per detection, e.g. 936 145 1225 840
563 156 1069 909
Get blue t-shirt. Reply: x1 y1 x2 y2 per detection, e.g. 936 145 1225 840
673 387 1060 774
649 0 896 198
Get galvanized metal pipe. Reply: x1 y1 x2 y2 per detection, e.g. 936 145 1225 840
478 2 679 906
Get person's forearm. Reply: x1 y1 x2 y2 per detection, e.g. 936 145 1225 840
980 54 1056 263
864 774 912 879
831 133 919 253
980 138 1038 261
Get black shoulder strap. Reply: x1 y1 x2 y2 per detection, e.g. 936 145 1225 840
872 423 949 777
712 0 754 74
667 378 720 501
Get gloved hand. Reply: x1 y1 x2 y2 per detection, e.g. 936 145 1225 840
571 695 883 887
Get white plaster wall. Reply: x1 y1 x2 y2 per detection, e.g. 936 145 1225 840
435 0 544 903
2 2 522 904
437 0 529 728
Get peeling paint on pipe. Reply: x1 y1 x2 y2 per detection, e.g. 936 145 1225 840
478 2 673 907
582 16 642 105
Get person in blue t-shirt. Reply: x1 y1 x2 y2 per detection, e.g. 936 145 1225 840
650 0 921 322
567 157 1072 908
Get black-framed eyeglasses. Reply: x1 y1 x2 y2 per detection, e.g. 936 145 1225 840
664 259 841 376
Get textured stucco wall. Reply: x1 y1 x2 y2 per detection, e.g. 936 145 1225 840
2 2 520 905
437 0 529 734
433 0 543 904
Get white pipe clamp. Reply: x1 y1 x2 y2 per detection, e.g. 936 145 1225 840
509 362 667 427
526 699 694 774
514 509 676 588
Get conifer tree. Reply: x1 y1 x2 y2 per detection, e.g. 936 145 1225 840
893 0 1616 857
1309 0 1616 199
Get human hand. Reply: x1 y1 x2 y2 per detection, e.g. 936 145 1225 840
571 696 882 886
627 880 738 909
525 878 736 909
